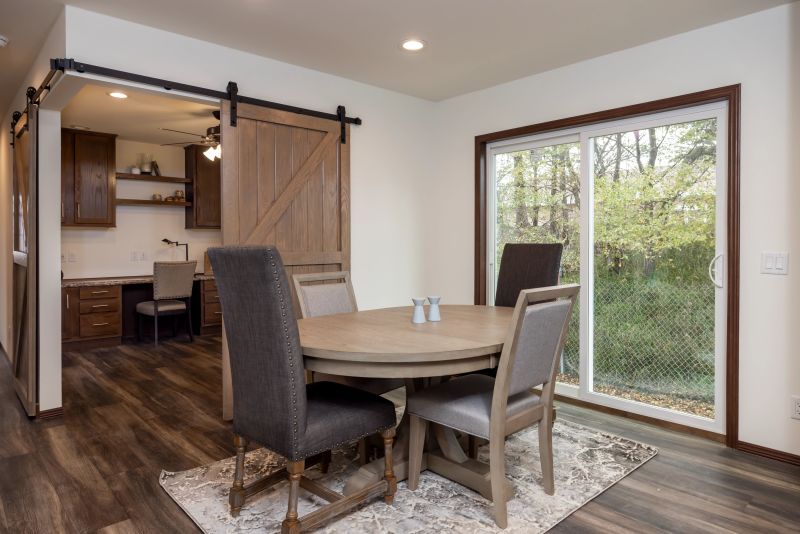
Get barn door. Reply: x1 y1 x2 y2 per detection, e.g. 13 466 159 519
11 103 38 416
219 101 349 418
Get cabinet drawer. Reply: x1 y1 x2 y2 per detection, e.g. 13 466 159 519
204 301 223 325
203 279 217 292
79 298 119 314
79 312 121 338
204 290 220 304
79 285 121 300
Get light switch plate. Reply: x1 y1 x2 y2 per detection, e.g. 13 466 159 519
792 395 800 421
761 252 789 275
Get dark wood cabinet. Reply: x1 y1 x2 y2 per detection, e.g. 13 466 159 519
62 129 116 227
200 279 222 334
62 287 80 341
62 284 122 349
184 144 221 228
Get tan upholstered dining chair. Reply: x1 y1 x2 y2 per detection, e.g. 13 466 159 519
406 284 579 528
136 260 197 346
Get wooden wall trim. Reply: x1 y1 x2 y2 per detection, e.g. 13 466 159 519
475 85 741 447
736 441 800 467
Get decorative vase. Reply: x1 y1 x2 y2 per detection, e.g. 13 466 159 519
427 296 441 322
411 298 427 324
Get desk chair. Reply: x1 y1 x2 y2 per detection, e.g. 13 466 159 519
135 260 196 346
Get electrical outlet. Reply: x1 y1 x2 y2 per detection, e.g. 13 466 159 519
68 252 77 263
792 395 800 421
130 251 137 262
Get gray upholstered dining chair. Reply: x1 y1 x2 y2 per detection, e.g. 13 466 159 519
293 271 405 465
494 243 563 307
407 284 579 529
208 246 397 534
135 260 196 346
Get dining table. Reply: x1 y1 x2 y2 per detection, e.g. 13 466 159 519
297 304 514 499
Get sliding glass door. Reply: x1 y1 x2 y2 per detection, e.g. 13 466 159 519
487 103 727 432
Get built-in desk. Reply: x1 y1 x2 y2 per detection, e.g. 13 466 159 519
62 274 220 349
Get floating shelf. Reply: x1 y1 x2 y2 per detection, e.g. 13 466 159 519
115 198 192 207
116 172 190 184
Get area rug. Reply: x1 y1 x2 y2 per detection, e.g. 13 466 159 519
160 418 656 533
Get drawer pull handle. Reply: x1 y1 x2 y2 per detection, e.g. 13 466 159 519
214 311 222 315
92 322 110 326
91 290 109 295
91 304 109 309
214 295 220 299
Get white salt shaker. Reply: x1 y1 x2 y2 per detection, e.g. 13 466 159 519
427 296 441 322
411 298 427 324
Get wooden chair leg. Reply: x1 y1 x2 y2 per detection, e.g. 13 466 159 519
282 460 304 534
539 411 555 495
381 427 397 504
229 435 248 516
357 438 368 465
407 415 427 491
468 435 478 459
320 450 332 474
489 431 508 529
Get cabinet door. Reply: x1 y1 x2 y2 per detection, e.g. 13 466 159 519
62 288 80 341
186 145 220 228
74 133 115 226
61 130 75 224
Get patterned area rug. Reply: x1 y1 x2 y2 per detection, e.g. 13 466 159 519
160 418 656 533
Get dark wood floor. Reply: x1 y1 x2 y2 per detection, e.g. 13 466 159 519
0 337 798 533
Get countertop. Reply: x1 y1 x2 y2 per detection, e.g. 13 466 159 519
62 273 214 288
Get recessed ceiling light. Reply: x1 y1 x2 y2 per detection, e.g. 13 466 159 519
0 35 9 48
401 39 425 51
108 91 128 99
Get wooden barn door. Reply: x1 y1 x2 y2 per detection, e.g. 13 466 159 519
219 101 350 418
11 104 38 416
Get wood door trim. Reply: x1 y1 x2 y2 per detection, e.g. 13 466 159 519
474 85 741 448
244 131 337 245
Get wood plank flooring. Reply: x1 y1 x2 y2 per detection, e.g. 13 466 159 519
0 337 798 533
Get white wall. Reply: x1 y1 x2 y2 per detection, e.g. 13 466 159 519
61 139 221 278
428 4 800 455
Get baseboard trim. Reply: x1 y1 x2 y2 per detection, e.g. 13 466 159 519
36 407 65 420
554 393 726 444
736 441 800 466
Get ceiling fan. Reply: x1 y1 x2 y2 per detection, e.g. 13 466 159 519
160 110 222 160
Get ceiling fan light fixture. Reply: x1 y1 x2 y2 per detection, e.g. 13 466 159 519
204 145 221 161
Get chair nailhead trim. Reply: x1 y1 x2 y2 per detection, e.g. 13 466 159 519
267 251 300 453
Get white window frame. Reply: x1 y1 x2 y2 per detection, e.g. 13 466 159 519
486 102 728 433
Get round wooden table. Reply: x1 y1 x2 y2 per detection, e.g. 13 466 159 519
298 304 514 497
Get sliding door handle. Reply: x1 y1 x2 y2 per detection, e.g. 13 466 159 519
708 253 723 288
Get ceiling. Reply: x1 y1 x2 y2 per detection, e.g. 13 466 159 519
61 84 218 145
0 0 62 114
0 0 795 108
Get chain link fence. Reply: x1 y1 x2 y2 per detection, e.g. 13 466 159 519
557 277 715 418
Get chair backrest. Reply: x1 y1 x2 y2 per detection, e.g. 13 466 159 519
494 243 563 307
492 284 579 416
153 261 197 300
207 246 308 458
293 271 357 319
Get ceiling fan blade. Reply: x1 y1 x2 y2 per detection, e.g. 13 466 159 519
160 127 204 137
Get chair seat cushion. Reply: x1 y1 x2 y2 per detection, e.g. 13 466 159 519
135 299 186 315
300 381 397 458
406 374 541 439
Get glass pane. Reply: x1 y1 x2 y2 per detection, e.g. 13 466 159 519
591 119 717 418
494 141 580 385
